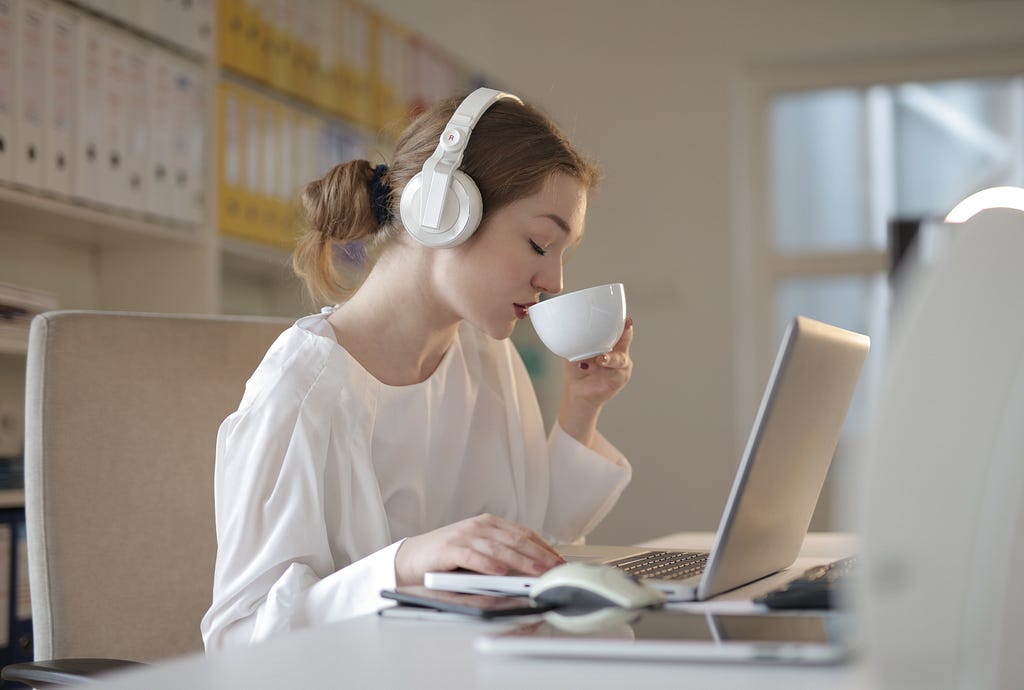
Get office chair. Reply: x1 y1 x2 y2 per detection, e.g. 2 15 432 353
1 310 292 688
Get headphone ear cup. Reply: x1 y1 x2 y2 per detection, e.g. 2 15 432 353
399 170 483 248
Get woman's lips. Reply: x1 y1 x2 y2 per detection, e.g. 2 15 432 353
513 303 536 320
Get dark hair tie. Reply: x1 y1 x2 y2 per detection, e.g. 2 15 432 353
369 164 392 226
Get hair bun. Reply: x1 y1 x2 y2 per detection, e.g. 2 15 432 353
369 164 392 225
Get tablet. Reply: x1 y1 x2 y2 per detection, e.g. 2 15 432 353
475 609 854 665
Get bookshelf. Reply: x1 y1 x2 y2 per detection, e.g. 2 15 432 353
0 0 480 326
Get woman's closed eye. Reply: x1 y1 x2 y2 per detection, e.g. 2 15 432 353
529 239 547 256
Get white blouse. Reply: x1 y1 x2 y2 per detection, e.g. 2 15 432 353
200 309 632 651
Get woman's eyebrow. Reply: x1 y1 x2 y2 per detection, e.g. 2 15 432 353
537 213 570 235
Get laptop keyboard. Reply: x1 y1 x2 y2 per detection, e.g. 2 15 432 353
607 550 709 581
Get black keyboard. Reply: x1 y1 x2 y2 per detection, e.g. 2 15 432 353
758 556 858 610
607 550 709 581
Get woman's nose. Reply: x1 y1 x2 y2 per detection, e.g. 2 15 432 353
533 260 564 296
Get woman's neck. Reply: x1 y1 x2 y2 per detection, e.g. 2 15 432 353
327 250 459 386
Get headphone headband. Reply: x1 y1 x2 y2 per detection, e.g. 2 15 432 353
415 88 522 233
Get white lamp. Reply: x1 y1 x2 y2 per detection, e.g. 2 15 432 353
944 185 1024 223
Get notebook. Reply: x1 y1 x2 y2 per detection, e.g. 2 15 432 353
425 316 870 602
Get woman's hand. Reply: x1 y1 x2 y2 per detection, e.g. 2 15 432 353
557 317 634 447
394 513 565 586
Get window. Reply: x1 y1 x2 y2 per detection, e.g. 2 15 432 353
765 75 1024 442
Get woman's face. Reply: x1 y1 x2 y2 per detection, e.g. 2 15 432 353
433 172 587 340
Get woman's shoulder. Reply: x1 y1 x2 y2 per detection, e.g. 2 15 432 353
239 313 353 411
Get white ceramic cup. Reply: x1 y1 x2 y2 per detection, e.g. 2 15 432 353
527 283 626 362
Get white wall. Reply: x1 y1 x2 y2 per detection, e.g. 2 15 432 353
365 0 1024 544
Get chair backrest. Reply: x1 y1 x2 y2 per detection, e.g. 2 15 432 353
24 310 292 662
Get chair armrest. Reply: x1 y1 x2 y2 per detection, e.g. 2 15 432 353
1 658 146 687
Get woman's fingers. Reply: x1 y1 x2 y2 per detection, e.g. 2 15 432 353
612 317 634 352
574 318 634 371
594 351 630 369
476 515 564 570
469 538 549 575
395 514 566 585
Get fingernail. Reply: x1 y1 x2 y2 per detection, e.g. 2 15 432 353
599 355 609 365
626 317 633 328
579 362 589 370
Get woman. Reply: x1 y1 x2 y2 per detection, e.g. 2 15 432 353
201 89 635 651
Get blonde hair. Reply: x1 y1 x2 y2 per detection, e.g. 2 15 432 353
293 93 601 304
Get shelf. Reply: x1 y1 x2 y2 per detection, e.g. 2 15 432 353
219 236 310 317
219 236 297 284
220 235 292 266
0 184 207 248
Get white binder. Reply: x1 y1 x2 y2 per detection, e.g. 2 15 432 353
151 0 185 53
182 59 206 224
0 0 16 183
13 0 47 190
103 0 137 29
193 0 214 57
43 1 75 196
123 34 149 213
167 53 187 222
179 0 213 57
98 25 130 208
145 48 174 220
72 13 104 203
168 55 206 224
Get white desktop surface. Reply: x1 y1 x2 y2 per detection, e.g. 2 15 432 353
85 533 878 690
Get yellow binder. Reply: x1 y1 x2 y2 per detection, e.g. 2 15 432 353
217 0 244 73
257 95 280 246
216 82 246 238
272 102 300 250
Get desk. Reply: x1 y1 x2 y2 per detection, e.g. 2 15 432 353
85 533 879 690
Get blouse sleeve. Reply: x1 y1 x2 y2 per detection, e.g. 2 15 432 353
544 422 632 543
498 334 632 544
200 354 398 652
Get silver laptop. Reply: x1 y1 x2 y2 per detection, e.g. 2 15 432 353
425 316 870 602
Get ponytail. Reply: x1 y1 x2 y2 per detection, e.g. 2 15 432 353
292 160 393 304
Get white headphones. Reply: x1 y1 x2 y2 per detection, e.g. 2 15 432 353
399 87 523 248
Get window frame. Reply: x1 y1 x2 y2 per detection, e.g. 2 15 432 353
731 44 1024 449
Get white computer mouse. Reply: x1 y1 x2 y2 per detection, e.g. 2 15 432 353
529 562 667 610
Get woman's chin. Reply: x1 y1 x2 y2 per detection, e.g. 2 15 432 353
480 319 517 341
